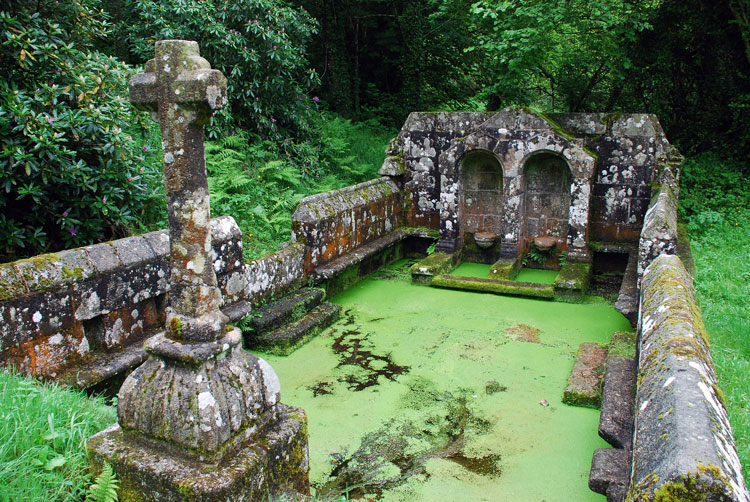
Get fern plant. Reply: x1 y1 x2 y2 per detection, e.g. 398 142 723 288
86 462 119 502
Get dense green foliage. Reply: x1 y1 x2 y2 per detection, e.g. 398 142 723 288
112 0 321 144
301 0 750 159
679 153 750 236
0 1 164 261
2 0 749 260
0 369 116 501
468 0 654 112
207 115 394 259
296 0 486 124
631 0 750 158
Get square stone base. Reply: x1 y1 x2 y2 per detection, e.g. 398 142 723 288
88 404 309 501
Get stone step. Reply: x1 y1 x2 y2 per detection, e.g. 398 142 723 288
599 333 637 449
246 287 326 335
589 448 630 501
247 303 342 356
562 342 607 408
430 274 554 299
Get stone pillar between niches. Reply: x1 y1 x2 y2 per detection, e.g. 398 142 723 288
87 40 309 501
566 178 592 263
436 148 462 253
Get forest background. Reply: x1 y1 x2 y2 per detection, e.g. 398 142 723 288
0 0 749 500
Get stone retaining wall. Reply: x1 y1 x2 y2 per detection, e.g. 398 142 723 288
242 242 305 304
0 216 243 378
637 162 680 279
292 178 402 273
1 176 409 380
631 254 749 501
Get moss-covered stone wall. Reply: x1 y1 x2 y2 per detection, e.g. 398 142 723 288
629 254 749 501
292 177 402 273
0 216 246 379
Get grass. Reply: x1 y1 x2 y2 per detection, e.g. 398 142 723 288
0 369 116 502
689 217 750 487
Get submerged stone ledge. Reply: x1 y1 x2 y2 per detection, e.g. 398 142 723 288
630 254 749 501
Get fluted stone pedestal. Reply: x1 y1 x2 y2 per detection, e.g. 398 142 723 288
87 329 310 501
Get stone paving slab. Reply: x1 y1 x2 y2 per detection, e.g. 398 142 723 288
562 342 607 408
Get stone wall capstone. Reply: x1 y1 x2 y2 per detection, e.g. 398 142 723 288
637 162 681 279
630 254 749 501
242 242 305 303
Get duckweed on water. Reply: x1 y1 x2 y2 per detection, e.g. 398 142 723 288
251 259 631 501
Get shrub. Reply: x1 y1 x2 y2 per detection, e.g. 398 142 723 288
678 152 749 237
0 1 164 261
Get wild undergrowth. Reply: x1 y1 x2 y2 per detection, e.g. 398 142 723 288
681 153 750 486
207 115 395 259
0 369 116 502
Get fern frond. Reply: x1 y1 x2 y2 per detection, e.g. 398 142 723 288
86 462 119 502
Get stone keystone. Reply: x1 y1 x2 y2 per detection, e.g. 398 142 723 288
129 39 229 343
88 41 309 501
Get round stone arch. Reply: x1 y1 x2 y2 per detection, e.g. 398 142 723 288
509 136 596 262
436 133 504 253
520 150 573 250
459 148 505 238
436 130 595 261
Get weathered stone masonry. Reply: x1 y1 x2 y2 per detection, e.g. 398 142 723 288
1 103 748 500
0 216 242 379
628 254 749 501
382 110 674 261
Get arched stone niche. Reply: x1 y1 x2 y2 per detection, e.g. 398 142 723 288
436 121 596 263
522 152 572 249
460 150 504 237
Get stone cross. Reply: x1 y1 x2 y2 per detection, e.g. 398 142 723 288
88 42 308 500
129 40 228 342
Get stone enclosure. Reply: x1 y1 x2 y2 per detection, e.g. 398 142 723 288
1 79 748 502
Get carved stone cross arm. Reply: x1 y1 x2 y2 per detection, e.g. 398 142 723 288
129 40 227 121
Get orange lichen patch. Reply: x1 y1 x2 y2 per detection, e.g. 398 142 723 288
101 306 144 348
4 323 86 377
322 240 337 263
506 324 542 343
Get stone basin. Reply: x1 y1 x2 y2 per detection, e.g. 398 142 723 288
474 231 497 249
534 235 557 252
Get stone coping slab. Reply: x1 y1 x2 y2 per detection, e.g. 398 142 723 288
630 254 749 501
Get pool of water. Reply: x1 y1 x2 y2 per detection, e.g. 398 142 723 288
515 267 558 284
452 262 559 285
252 259 630 501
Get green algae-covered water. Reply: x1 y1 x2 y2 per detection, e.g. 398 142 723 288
252 259 631 501
453 262 559 284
